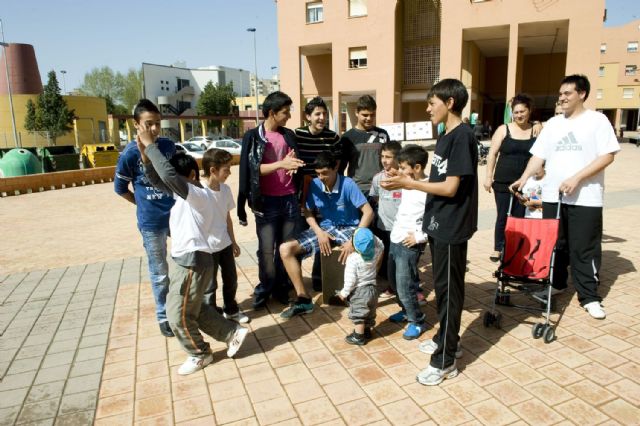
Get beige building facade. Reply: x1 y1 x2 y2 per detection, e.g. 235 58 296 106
277 0 606 132
597 19 640 133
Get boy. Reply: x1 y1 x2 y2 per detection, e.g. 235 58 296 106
341 95 390 194
279 152 374 318
202 148 249 324
387 146 429 340
237 91 305 309
295 97 342 290
138 129 248 376
338 228 384 345
369 141 402 285
114 99 175 337
382 79 478 385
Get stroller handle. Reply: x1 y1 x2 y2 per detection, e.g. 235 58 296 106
506 190 563 219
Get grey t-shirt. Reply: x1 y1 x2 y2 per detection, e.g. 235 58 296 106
370 171 402 231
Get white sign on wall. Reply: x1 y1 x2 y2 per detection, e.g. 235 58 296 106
405 121 433 140
378 123 405 141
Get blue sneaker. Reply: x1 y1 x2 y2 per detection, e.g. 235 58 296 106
389 311 408 323
280 302 314 319
403 322 426 340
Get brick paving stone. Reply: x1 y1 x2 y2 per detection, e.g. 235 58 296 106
25 381 66 404
58 389 98 415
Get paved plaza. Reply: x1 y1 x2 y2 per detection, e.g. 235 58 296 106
1 144 639 425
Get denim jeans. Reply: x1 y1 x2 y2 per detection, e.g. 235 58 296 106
388 242 425 324
254 194 298 300
140 228 170 323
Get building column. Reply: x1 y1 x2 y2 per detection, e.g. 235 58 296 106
179 120 186 142
505 24 520 104
125 120 133 142
200 120 207 137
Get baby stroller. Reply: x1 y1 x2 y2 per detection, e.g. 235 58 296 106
477 142 489 166
483 194 562 343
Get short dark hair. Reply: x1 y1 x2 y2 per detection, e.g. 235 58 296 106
304 96 328 116
133 99 160 123
313 151 337 170
398 145 428 168
356 95 377 112
511 93 534 111
561 74 590 100
202 148 232 177
427 79 468 115
262 91 292 118
169 152 199 178
381 141 402 158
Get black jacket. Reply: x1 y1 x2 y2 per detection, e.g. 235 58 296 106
237 123 301 222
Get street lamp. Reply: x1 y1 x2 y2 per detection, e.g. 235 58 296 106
246 27 260 124
60 70 67 95
271 66 279 91
0 19 18 147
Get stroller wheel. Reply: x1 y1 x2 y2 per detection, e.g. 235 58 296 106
532 323 544 339
493 313 502 329
542 325 555 343
483 311 493 328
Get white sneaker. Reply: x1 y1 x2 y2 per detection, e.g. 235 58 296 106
584 301 606 319
224 311 251 324
178 353 213 375
418 339 463 359
416 363 458 386
226 327 249 357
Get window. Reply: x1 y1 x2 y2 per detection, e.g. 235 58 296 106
628 41 639 53
600 43 607 54
596 89 603 100
623 88 634 99
349 47 367 69
625 65 637 76
306 2 323 23
349 0 367 17
599 66 605 77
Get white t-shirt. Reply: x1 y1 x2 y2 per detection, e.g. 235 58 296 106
390 178 428 244
529 109 619 207
522 175 543 219
340 236 384 299
169 182 235 258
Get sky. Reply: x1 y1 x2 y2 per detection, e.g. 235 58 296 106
1 0 638 94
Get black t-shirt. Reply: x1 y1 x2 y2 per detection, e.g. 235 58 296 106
422 124 478 244
341 126 389 192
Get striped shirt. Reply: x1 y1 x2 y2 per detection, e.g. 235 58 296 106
294 126 342 177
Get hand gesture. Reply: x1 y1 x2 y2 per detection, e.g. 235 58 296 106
317 230 335 256
483 177 493 193
509 180 524 194
380 173 412 191
338 239 354 265
135 122 156 147
531 121 543 137
232 243 241 257
402 232 418 247
559 175 580 196
281 150 305 173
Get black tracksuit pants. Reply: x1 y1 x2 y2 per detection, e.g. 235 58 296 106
543 202 603 306
428 237 468 369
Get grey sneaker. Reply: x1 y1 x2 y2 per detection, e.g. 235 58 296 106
418 339 463 359
416 363 458 386
224 311 250 324
280 302 314 319
226 327 248 357
178 353 213 375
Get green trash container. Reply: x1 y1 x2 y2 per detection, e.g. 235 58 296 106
39 146 80 172
0 148 43 177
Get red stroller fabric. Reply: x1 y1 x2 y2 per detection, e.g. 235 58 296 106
501 216 559 280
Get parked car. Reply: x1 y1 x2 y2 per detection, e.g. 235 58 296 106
208 139 242 155
176 142 206 159
186 136 216 150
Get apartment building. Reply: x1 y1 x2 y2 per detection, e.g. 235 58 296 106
277 0 605 132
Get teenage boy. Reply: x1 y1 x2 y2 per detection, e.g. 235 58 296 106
237 91 305 309
114 99 175 338
138 133 248 376
279 152 374 318
382 78 478 386
369 141 402 284
511 74 619 320
295 97 343 290
387 145 429 340
341 95 390 194
202 149 249 324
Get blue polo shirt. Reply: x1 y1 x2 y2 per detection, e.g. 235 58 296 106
306 175 367 228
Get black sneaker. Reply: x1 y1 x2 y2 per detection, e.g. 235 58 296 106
159 322 174 337
280 301 314 319
364 327 372 340
253 294 269 310
345 331 366 346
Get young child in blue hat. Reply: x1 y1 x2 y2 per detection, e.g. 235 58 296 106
337 227 384 345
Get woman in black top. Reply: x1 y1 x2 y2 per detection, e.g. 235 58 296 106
483 94 539 261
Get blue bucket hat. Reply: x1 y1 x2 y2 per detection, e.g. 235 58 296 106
352 228 375 261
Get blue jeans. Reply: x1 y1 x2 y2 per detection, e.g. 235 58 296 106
254 194 298 300
388 242 425 324
140 228 170 323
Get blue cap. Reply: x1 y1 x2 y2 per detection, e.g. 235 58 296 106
352 228 375 261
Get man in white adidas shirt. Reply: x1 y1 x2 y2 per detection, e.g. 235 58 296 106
512 74 619 319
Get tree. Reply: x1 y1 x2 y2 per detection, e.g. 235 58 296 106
30 71 76 145
119 68 143 112
102 94 128 116
24 99 37 131
79 66 122 100
196 81 236 130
